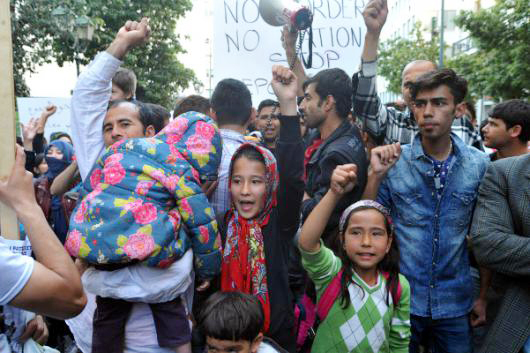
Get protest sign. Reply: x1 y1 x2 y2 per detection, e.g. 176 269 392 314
17 97 72 142
213 0 367 106
0 0 19 240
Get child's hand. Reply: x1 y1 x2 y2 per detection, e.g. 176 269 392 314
330 164 357 196
19 315 48 344
271 65 298 115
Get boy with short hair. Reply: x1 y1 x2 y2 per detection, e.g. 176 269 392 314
481 99 530 161
197 292 287 353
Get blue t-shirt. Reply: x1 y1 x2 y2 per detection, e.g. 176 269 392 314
0 241 34 305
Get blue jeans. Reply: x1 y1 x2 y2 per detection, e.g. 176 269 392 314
410 314 473 353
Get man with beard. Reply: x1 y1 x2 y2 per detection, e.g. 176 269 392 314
299 68 368 246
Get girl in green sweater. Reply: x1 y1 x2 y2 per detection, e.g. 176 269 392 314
298 164 411 352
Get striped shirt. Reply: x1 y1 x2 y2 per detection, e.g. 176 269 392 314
353 60 483 149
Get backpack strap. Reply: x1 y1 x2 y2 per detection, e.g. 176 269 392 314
316 268 344 322
316 270 402 324
382 271 402 305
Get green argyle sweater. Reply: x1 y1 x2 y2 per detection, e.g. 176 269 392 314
301 243 411 352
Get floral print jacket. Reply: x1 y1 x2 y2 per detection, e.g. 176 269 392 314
65 111 222 278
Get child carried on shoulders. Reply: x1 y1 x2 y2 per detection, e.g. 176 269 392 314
65 111 222 353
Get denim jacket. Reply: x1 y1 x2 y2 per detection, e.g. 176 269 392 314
377 133 488 319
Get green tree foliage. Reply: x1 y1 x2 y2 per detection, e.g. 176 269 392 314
378 23 439 94
11 0 196 107
451 0 530 100
11 1 56 97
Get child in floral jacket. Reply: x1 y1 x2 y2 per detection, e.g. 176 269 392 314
65 111 222 352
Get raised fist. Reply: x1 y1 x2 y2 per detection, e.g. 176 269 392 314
330 164 358 196
115 17 151 49
363 0 388 35
369 142 401 177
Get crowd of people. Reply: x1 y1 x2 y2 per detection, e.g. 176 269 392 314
1 0 529 352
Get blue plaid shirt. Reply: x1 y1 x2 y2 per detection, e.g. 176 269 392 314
354 60 483 150
377 133 488 319
209 129 246 216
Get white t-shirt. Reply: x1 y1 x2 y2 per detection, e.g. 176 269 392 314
0 241 34 305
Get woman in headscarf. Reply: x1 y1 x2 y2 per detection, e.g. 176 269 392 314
34 140 75 243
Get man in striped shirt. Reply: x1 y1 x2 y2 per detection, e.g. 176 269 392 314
354 0 482 149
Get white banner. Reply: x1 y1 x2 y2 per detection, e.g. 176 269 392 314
213 0 367 106
17 97 71 142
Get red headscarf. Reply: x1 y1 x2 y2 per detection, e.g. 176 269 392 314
221 143 279 333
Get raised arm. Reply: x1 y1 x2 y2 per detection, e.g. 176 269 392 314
354 0 390 140
270 65 304 233
299 164 357 253
281 26 307 98
470 160 530 277
71 18 150 180
33 105 57 154
50 160 79 196
1 146 86 319
21 117 39 172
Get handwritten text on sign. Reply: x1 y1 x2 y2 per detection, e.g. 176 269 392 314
17 97 71 142
213 0 367 105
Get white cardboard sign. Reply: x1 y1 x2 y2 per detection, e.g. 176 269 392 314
213 0 367 106
17 97 71 142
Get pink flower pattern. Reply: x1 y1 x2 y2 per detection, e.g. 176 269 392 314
168 209 181 231
135 180 155 196
132 202 158 225
163 175 180 192
195 121 216 139
74 200 88 223
65 229 82 256
198 225 210 244
123 199 143 213
185 134 212 155
164 118 189 143
103 162 126 185
123 231 155 260
106 153 124 165
180 198 193 218
90 168 102 189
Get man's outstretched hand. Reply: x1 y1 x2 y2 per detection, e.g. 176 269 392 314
107 17 151 60
363 0 388 36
